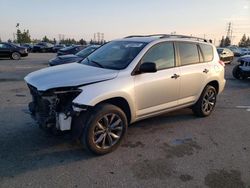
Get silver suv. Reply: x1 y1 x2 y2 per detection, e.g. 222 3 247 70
25 34 226 154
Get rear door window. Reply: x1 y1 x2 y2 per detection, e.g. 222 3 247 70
177 42 200 66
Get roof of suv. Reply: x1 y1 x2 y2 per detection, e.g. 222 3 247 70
118 34 213 44
121 36 161 43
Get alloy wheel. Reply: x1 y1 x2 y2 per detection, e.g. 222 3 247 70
12 52 20 60
93 113 123 149
202 89 216 114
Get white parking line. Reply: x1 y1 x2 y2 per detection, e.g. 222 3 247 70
236 106 250 109
16 66 33 69
236 106 250 112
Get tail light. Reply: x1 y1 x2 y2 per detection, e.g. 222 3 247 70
218 60 225 67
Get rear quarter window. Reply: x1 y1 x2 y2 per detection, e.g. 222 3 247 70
199 44 213 62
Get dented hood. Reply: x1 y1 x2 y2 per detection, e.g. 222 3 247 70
24 63 119 91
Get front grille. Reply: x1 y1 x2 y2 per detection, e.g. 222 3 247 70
27 83 56 127
243 61 250 67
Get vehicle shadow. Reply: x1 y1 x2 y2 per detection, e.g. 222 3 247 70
225 77 250 90
0 107 196 179
0 107 94 179
0 58 13 60
128 108 196 135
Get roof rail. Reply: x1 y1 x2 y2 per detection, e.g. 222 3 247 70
160 34 209 42
124 34 166 38
124 34 210 43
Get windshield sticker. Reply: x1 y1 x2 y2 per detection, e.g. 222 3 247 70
124 43 144 48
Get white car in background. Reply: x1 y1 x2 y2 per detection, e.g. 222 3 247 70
217 47 234 64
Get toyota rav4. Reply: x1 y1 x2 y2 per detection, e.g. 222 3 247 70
25 34 226 155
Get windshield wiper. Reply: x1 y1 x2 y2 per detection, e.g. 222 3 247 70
86 57 104 68
91 60 104 68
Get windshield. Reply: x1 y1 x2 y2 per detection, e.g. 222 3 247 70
9 43 19 47
80 41 147 70
76 46 99 58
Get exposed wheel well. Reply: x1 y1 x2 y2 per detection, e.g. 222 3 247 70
97 97 131 123
207 81 219 93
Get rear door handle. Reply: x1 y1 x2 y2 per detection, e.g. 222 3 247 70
203 69 209 74
171 74 180 79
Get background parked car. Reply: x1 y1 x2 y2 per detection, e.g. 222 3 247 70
57 45 85 56
232 55 250 79
227 46 243 57
21 43 33 53
240 48 250 56
52 44 66 52
217 47 234 64
49 45 100 66
0 42 28 60
32 42 54 53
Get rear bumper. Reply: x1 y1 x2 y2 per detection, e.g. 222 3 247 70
219 79 226 94
48 59 57 66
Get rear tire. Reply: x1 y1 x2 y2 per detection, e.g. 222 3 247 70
192 85 217 117
232 65 246 80
81 104 128 155
11 52 21 60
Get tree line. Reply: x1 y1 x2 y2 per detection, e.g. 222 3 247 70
8 24 105 45
220 34 250 47
4 24 249 47
40 35 89 45
238 34 250 47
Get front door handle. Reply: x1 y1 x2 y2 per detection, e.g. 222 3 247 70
203 69 209 74
171 74 180 79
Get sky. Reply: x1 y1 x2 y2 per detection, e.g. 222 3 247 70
0 0 249 45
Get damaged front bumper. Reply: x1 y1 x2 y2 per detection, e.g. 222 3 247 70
27 84 86 132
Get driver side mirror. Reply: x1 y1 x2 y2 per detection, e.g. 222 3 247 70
138 62 157 73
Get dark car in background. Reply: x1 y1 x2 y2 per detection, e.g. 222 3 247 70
49 45 100 66
33 42 54 53
217 47 234 64
227 46 243 57
232 55 250 80
21 43 33 52
240 48 250 56
57 45 85 56
0 42 28 60
52 44 66 52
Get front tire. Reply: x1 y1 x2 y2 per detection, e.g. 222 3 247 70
11 52 21 60
192 85 217 117
82 104 128 155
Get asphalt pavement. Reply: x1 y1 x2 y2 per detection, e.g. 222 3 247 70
0 53 249 188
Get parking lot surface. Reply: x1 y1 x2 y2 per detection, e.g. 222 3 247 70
0 53 250 188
